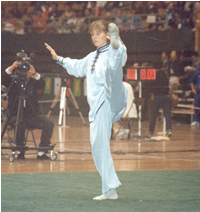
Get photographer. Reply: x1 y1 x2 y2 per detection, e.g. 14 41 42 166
2 61 54 160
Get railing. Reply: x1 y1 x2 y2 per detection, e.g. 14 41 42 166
2 9 199 35
1 13 168 34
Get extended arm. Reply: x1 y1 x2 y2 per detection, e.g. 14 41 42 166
45 43 87 78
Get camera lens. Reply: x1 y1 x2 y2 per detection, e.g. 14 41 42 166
19 62 30 72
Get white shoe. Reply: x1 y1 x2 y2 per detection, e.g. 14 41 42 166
191 121 199 126
93 189 118 200
108 23 119 49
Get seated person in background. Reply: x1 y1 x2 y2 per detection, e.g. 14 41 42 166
80 8 92 32
180 51 200 94
10 3 22 19
190 67 200 126
184 51 200 74
125 9 144 32
114 8 127 32
1 10 18 34
168 50 184 89
146 63 172 139
161 51 169 72
2 61 54 160
33 9 47 33
58 11 79 34
46 2 63 33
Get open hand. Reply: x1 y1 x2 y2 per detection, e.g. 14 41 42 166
45 43 58 60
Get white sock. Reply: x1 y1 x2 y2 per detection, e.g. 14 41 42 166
108 23 120 49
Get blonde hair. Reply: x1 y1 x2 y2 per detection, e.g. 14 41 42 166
89 19 108 34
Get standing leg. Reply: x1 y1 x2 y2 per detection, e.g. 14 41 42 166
90 101 121 199
149 96 161 134
162 95 172 132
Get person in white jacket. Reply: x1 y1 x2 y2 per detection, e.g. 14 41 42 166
45 20 128 200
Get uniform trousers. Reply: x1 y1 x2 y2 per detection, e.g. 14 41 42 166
90 45 128 194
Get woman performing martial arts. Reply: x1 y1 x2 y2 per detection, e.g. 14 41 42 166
45 20 128 200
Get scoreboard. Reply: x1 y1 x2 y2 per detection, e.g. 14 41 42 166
127 68 156 81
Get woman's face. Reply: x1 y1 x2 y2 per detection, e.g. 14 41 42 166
91 29 108 49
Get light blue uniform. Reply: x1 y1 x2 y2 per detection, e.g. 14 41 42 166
57 42 128 193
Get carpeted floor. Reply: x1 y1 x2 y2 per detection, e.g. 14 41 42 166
1 170 200 212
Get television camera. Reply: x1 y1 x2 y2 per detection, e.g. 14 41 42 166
16 50 33 79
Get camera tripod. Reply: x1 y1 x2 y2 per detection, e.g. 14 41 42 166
47 77 86 126
1 77 57 162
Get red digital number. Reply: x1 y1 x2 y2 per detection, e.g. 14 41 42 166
141 69 146 80
127 69 137 80
147 69 156 80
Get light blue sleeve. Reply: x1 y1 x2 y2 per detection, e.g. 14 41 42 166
121 43 127 67
57 55 89 78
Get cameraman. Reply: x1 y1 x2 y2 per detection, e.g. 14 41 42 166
2 61 54 160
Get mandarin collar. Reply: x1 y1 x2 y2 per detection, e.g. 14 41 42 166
97 44 109 53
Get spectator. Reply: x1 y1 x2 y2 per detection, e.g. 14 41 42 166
46 3 63 33
165 2 175 29
182 12 194 29
1 6 9 20
147 3 165 31
42 2 50 20
104 1 115 12
193 1 200 13
10 3 22 19
58 11 79 34
33 9 47 33
168 50 184 88
58 4 73 21
114 9 126 31
104 11 115 22
1 11 18 34
146 64 172 139
80 8 92 32
124 9 144 32
161 51 169 72
96 1 107 9
88 1 100 17
47 3 63 24
29 1 45 17
133 2 147 15
181 51 200 91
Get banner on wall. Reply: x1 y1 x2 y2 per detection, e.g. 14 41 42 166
54 77 61 95
73 78 81 97
66 79 71 97
83 78 87 96
44 76 52 94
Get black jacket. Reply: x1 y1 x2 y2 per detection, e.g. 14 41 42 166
151 70 170 96
2 71 45 118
